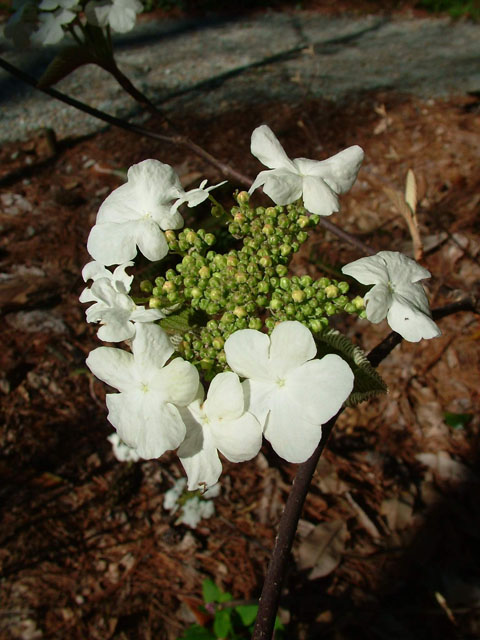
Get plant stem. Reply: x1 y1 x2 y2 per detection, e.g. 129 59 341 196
251 296 478 640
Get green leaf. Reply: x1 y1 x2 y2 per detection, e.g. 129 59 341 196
273 616 284 631
202 579 222 604
37 45 98 89
218 591 233 604
159 308 195 336
315 330 387 406
213 610 232 638
444 412 473 429
179 624 216 640
234 605 258 627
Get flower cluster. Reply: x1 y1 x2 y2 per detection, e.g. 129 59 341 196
81 125 441 489
5 0 143 47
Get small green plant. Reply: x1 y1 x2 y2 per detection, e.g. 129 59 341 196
179 579 284 639
417 0 480 19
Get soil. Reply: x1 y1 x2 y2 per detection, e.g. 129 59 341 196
1 3 480 640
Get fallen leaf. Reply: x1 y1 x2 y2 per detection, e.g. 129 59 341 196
295 519 349 579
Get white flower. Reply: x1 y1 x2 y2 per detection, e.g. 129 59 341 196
85 0 143 33
107 432 141 462
86 323 199 458
163 478 218 528
32 6 76 45
224 321 354 463
87 159 223 266
79 261 163 342
39 0 79 10
341 251 441 342
178 372 263 490
248 124 364 216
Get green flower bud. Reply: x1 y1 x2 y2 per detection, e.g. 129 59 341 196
265 207 277 217
325 302 336 316
167 291 179 303
257 280 270 294
164 229 176 243
163 281 176 293
275 264 288 277
265 317 276 330
297 215 310 228
262 224 274 236
270 277 279 288
237 191 250 205
235 271 247 283
344 303 356 313
140 280 153 293
149 297 163 309
235 317 247 329
325 285 339 299
280 244 292 257
285 304 296 316
256 295 268 307
309 319 323 333
270 298 282 311
152 286 162 297
292 289 305 303
206 302 219 315
310 214 320 225
302 303 313 317
199 358 214 371
335 295 349 308
338 281 350 294
248 317 262 330
217 350 227 364
294 311 305 322
155 276 166 287
352 296 365 309
279 277 290 290
212 336 224 350
303 286 314 300
233 306 247 318
359 310 367 319
191 287 202 299
245 301 256 314
226 255 238 268
318 277 330 288
211 205 222 218
259 256 272 268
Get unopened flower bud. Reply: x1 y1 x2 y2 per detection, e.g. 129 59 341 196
325 285 339 299
233 306 247 318
352 296 365 309
149 297 163 309
140 280 153 293
248 317 262 330
292 289 305 303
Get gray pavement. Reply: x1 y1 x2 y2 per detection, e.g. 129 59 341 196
0 11 479 142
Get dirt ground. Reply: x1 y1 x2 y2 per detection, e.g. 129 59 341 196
1 6 480 638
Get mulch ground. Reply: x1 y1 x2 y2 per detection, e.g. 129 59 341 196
1 59 480 640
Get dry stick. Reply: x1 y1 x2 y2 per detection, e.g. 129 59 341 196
0 56 374 255
251 296 478 640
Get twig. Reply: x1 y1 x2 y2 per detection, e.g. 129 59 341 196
0 56 375 255
251 296 478 640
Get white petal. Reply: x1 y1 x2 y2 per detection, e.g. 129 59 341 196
242 378 275 427
131 323 173 371
261 169 303 206
387 298 441 342
87 221 138 265
86 346 135 392
364 283 392 323
265 392 323 463
302 145 364 193
284 356 354 425
269 321 316 377
301 175 339 216
97 318 135 342
135 220 169 261
378 251 432 285
130 307 165 323
250 125 298 171
211 412 262 463
178 418 222 490
154 358 200 407
204 372 244 421
107 392 186 458
342 254 390 286
224 329 271 380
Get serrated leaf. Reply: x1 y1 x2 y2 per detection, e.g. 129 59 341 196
315 330 387 406
159 309 195 335
213 610 232 638
202 579 222 604
37 45 97 89
235 604 258 627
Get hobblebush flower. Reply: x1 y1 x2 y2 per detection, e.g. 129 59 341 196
178 372 263 490
341 251 441 342
248 124 364 216
107 432 141 462
87 159 224 266
32 5 77 45
80 261 163 342
224 321 354 463
163 478 220 528
85 0 143 33
86 323 199 458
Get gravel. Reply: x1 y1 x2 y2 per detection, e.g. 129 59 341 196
0 11 479 142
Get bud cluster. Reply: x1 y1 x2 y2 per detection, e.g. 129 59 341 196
140 192 365 374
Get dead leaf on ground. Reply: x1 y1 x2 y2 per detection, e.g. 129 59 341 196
295 519 349 579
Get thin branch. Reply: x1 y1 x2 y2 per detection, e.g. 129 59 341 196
251 296 478 640
0 56 374 255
